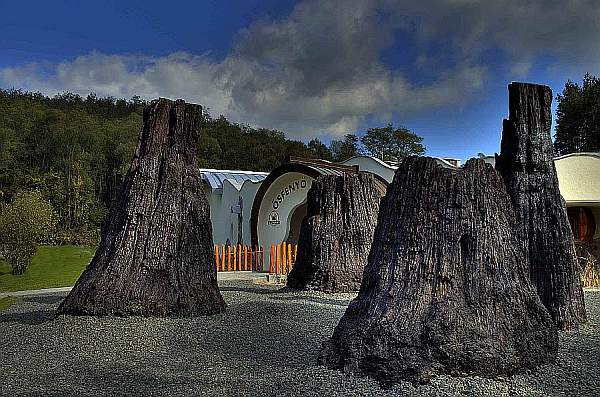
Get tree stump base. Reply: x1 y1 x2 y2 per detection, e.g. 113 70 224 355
57 98 226 317
496 82 586 330
287 173 381 292
319 158 557 386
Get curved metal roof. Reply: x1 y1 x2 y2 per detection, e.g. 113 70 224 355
286 156 358 176
200 168 268 191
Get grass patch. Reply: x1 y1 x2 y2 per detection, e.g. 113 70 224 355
0 296 17 311
0 245 95 292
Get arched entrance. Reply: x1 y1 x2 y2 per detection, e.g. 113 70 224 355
286 201 307 245
568 207 597 242
252 171 314 251
250 157 363 270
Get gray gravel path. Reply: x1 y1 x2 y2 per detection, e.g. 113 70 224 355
0 281 599 396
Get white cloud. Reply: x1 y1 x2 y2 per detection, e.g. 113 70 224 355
2 0 598 138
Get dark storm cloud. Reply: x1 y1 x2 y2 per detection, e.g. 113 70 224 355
389 0 600 73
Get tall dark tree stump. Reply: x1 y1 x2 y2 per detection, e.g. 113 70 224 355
287 173 381 292
57 99 226 316
495 82 586 330
319 158 557 386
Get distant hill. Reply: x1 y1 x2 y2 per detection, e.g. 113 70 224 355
0 89 319 233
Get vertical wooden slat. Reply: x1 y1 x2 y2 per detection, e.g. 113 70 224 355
233 245 236 271
214 245 218 271
282 242 287 274
238 244 242 271
221 245 225 272
281 243 285 274
254 245 257 271
276 243 281 275
260 246 264 271
227 245 232 271
270 244 275 274
279 243 283 274
288 243 292 272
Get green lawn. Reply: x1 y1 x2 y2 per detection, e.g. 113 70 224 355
0 245 95 292
0 296 17 311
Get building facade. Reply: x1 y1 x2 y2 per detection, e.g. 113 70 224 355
202 153 600 270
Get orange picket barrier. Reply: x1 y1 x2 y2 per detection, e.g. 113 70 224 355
266 241 298 275
214 244 265 272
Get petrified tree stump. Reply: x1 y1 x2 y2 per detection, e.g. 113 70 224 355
57 99 226 316
287 173 381 292
319 158 557 386
495 82 586 330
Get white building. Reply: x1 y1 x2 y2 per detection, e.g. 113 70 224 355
201 155 459 270
482 152 600 242
202 153 600 271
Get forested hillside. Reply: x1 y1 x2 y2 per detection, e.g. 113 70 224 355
0 90 142 235
0 90 324 235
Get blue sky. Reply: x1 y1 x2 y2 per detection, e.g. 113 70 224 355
1 0 598 161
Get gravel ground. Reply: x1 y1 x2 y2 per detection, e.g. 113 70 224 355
0 280 599 397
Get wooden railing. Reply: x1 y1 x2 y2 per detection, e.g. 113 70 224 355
214 244 264 272
269 242 298 275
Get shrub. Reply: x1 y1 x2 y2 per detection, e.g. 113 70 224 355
52 228 100 246
576 240 600 288
0 191 57 275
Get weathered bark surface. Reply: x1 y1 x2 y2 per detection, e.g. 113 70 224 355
495 82 586 330
319 157 557 386
57 98 226 316
287 174 381 292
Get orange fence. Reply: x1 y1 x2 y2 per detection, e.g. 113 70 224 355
214 244 264 272
268 242 298 275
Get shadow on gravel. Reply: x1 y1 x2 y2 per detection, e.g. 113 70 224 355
181 299 343 370
269 295 352 307
21 295 64 305
219 286 285 295
0 310 55 325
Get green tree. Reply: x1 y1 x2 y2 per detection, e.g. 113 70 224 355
0 191 57 275
555 73 600 155
307 138 333 161
0 89 141 234
361 124 425 161
330 134 362 162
